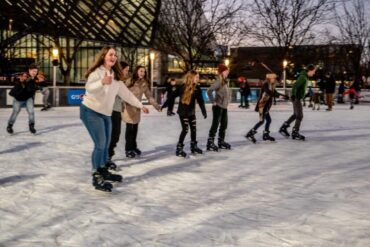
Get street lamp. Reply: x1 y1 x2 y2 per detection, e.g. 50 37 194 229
149 50 155 90
52 48 59 106
283 59 288 93
224 58 230 67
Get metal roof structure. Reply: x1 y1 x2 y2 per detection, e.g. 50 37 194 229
0 0 161 47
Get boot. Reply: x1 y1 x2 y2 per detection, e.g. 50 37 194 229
292 128 305 140
206 137 218 152
279 122 290 137
106 160 117 170
133 148 142 156
126 150 136 158
6 124 14 134
218 138 231 150
92 171 113 192
245 129 257 143
263 131 275 141
29 123 36 134
176 143 187 157
98 167 122 182
190 141 203 154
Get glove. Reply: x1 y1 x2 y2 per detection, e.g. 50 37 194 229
284 95 289 100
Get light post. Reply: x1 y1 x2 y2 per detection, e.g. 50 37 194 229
283 59 288 93
149 50 155 90
52 48 59 106
224 58 230 67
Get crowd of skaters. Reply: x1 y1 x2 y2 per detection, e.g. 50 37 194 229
5 46 364 192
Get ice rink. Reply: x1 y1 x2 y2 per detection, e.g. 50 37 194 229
1 103 370 247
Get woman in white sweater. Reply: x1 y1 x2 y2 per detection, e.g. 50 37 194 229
80 46 149 192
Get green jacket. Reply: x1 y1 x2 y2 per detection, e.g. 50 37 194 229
291 70 309 99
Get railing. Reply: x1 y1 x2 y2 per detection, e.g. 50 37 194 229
1 86 369 108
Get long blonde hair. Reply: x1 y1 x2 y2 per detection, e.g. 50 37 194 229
85 46 124 80
181 70 198 105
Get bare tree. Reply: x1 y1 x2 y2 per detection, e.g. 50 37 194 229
334 0 370 80
155 0 244 71
248 0 337 59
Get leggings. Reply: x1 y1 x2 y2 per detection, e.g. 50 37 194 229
178 115 197 144
253 112 271 131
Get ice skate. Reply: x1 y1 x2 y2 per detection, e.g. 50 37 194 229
105 160 117 170
126 150 136 158
245 129 257 143
176 143 187 157
263 131 275 142
218 139 231 149
279 123 290 137
206 138 218 152
98 167 122 182
292 129 305 141
29 124 36 134
133 148 142 156
6 124 14 134
92 172 113 192
190 141 203 154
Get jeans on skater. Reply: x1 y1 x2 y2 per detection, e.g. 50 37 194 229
80 104 112 171
8 98 35 125
125 123 138 151
253 112 271 131
108 110 122 158
40 87 50 107
209 105 228 140
285 98 303 131
179 115 197 144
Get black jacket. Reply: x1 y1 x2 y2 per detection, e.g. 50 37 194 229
9 77 37 101
324 76 336 94
255 81 285 114
239 83 251 96
165 84 179 99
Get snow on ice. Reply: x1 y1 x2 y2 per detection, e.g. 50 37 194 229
1 103 370 246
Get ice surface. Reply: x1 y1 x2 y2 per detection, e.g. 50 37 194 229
1 103 370 247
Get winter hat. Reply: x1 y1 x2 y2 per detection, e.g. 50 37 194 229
218 63 229 74
238 76 247 83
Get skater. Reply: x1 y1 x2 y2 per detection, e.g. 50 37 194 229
343 80 361 110
162 70 207 157
238 76 250 108
324 72 336 111
279 64 316 140
312 87 322 111
35 73 51 111
80 46 149 192
123 65 161 158
163 78 179 116
337 81 346 103
206 63 231 151
246 73 288 143
107 61 130 169
7 64 39 134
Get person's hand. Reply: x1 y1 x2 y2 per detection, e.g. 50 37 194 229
142 106 149 113
102 72 113 85
157 107 162 112
213 102 217 106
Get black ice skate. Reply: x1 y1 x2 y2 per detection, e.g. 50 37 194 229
190 141 203 154
98 167 122 182
245 129 257 143
218 139 231 149
176 143 187 157
6 124 14 134
133 148 142 156
29 124 36 134
263 131 275 142
92 172 113 192
292 129 305 141
105 160 117 170
126 150 136 158
279 123 290 137
206 138 218 152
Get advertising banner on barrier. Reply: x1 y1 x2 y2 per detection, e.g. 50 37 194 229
67 89 85 105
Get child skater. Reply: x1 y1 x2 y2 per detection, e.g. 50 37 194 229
162 70 207 157
123 66 161 158
246 73 288 143
107 61 130 169
80 46 149 192
206 64 231 151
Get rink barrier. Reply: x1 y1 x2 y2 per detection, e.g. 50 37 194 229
1 86 368 108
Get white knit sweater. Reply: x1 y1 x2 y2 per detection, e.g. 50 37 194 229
82 66 143 116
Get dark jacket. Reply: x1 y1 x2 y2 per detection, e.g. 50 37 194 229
324 75 336 94
255 81 284 114
9 77 37 101
165 83 179 99
239 82 251 96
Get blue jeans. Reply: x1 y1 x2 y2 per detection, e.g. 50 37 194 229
8 98 35 125
80 104 112 171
